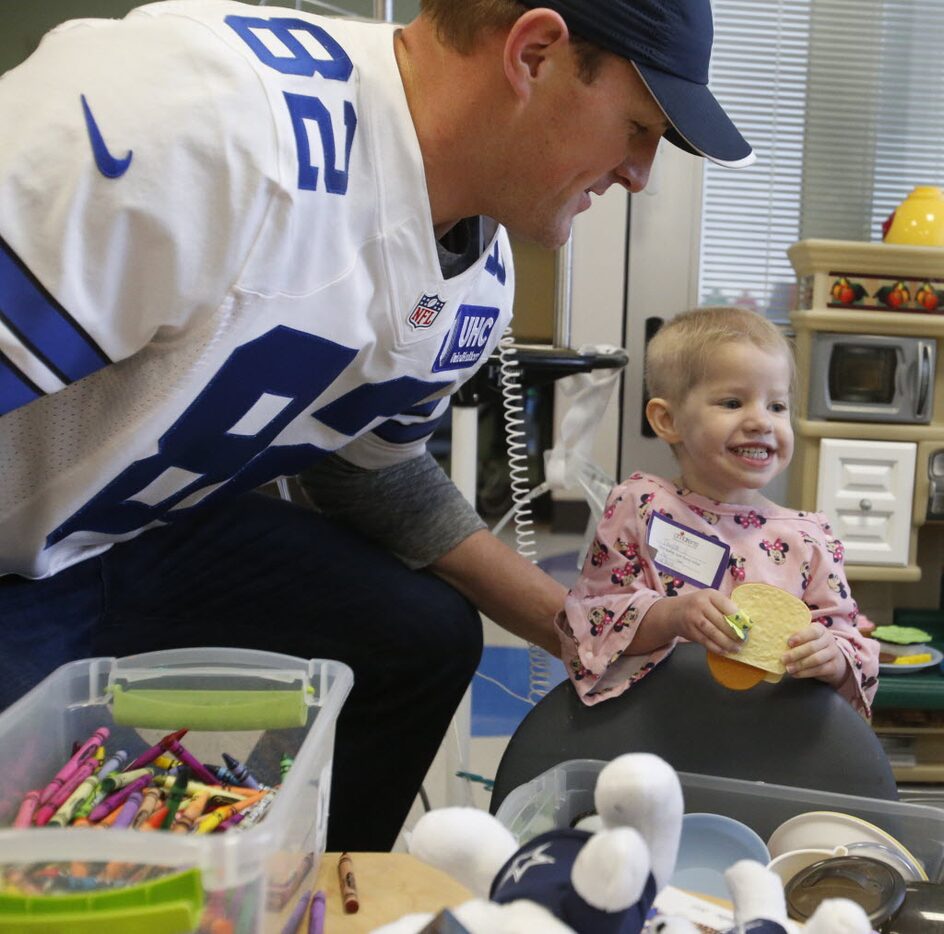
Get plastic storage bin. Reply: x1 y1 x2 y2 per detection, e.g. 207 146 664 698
0 647 353 933
494 759 944 883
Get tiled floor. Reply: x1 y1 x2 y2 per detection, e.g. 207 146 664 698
394 519 587 849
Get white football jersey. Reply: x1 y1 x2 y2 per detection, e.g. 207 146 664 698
0 0 514 578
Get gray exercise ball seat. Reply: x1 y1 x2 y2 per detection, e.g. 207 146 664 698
489 642 897 814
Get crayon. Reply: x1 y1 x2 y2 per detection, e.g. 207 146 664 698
112 790 144 829
193 791 266 834
34 758 99 827
12 790 40 828
46 774 101 828
279 890 311 934
95 805 125 828
122 864 157 886
338 852 359 913
89 774 152 823
171 790 211 834
46 754 98 803
131 786 164 830
205 794 248 812
165 739 218 785
234 790 276 830
142 804 170 831
221 753 261 790
97 750 129 782
153 774 253 800
207 763 241 786
193 807 232 836
279 754 294 782
152 753 182 771
100 768 154 796
214 811 246 833
37 727 110 806
155 765 190 830
124 728 188 772
309 889 326 934
160 766 191 829
198 890 227 934
73 782 105 822
4 868 41 895
101 857 135 882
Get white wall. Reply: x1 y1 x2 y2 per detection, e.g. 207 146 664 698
553 142 704 499
550 183 630 496
620 142 704 482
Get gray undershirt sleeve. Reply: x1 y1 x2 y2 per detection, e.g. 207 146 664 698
298 453 487 570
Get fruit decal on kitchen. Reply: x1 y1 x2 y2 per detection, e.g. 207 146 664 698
915 281 944 311
829 276 867 305
874 280 911 308
827 271 944 313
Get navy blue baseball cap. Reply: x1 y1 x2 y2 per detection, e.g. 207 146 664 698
519 0 754 167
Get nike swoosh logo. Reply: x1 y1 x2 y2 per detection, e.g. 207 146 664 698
81 94 133 179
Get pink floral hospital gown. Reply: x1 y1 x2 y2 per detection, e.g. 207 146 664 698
557 473 879 717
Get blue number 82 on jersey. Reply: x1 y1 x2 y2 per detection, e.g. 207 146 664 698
225 14 357 195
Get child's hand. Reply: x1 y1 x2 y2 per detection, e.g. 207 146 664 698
782 623 847 687
656 589 744 655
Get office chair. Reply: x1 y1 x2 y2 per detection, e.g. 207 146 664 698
489 642 897 815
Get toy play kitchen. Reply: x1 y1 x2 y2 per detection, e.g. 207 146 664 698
788 237 944 785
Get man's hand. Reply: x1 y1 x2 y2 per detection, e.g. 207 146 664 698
431 529 566 657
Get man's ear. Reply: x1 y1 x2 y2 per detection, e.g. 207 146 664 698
645 397 682 444
503 8 569 100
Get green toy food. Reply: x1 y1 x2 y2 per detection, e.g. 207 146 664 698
871 625 932 645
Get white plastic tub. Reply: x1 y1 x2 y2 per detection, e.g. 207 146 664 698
0 647 353 933
494 758 944 883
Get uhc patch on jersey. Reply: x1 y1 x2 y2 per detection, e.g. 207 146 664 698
433 304 499 372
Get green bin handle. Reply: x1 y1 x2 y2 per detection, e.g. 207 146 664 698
0 867 204 934
109 684 312 730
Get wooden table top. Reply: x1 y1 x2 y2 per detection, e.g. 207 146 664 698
275 851 473 933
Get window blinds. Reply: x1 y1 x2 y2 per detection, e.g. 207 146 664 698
698 0 944 324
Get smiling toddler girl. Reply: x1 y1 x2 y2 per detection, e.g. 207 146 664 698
557 306 879 716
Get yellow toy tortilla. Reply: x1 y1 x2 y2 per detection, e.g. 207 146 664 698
707 582 812 689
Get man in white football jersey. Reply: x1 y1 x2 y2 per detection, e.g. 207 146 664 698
0 0 752 848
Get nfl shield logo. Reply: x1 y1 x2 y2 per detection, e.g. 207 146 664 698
409 293 446 330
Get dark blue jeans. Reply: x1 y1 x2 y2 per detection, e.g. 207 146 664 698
0 492 483 850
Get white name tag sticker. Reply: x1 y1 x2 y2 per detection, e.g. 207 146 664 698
646 512 730 589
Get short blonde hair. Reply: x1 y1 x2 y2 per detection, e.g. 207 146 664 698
645 306 795 402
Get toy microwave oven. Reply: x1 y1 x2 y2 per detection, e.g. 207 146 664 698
808 332 935 424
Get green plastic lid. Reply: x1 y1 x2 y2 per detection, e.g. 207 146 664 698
872 625 933 645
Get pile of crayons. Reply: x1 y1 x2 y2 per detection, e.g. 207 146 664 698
4 725 295 896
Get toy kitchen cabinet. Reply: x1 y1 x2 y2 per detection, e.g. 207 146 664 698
788 239 944 784
788 239 944 582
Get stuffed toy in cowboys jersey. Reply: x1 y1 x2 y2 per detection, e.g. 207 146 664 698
374 754 870 934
